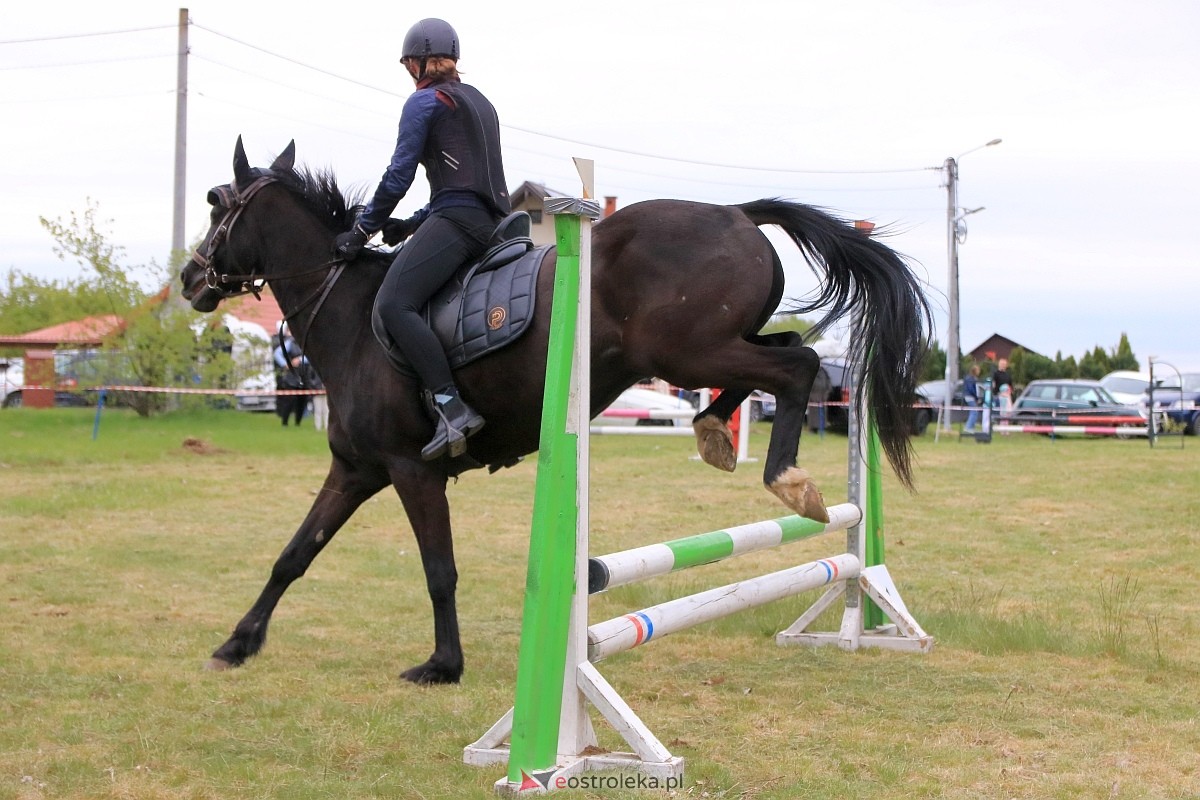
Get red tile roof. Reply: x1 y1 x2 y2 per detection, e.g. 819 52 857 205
224 289 284 336
0 288 284 350
0 314 125 347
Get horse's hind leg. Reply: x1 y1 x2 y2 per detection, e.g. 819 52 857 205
693 388 751 472
658 332 828 521
690 332 799 474
389 461 463 685
207 457 387 670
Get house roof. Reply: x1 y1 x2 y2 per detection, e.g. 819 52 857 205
0 284 285 351
223 289 284 337
509 180 568 208
967 333 1045 361
0 314 125 348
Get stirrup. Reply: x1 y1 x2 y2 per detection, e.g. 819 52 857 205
421 395 485 461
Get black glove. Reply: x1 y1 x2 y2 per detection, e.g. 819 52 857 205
380 217 419 246
333 225 370 261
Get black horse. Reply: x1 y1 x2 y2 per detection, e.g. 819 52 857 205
180 138 930 684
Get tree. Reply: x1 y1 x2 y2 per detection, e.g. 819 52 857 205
1109 333 1138 371
18 202 235 416
0 269 132 342
1077 346 1111 379
922 339 947 382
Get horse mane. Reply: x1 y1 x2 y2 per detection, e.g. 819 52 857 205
274 165 368 235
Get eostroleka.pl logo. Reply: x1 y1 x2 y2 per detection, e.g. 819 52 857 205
519 769 684 792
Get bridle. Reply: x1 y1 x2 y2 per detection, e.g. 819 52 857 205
191 169 348 338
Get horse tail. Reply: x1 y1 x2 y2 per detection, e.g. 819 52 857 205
735 198 932 490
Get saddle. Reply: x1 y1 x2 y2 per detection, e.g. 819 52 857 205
371 211 551 377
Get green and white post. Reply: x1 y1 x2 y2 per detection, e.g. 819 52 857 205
464 159 679 793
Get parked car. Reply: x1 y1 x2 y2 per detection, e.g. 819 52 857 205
1010 379 1138 421
915 378 969 424
749 390 775 421
599 387 697 426
808 358 932 435
1141 371 1200 434
1099 370 1152 407
0 359 23 407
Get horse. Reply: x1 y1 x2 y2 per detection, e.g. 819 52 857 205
180 137 931 684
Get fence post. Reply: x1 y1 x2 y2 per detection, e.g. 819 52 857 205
504 165 600 785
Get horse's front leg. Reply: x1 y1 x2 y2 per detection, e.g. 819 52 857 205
390 460 462 685
207 459 386 670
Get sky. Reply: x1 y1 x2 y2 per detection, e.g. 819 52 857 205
2 1 1197 370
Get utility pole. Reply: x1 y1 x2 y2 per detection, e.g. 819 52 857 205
172 8 189 257
942 156 959 433
940 138 1001 433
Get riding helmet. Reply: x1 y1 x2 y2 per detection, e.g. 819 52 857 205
402 18 460 60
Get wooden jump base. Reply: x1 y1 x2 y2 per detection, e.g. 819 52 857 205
463 178 930 795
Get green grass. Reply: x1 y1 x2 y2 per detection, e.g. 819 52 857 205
1 408 1199 798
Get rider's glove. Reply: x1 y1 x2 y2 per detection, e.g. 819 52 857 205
333 224 370 261
381 217 420 246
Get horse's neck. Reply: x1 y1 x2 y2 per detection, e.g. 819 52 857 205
270 260 385 389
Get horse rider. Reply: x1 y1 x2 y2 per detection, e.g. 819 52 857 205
333 17 510 461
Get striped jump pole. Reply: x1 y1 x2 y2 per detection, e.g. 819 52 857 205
588 553 861 662
587 504 862 594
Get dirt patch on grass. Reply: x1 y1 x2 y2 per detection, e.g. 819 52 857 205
181 437 225 455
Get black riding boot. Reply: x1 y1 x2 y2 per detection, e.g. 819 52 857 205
422 386 486 461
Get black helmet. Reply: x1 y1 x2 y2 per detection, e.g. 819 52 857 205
402 18 460 60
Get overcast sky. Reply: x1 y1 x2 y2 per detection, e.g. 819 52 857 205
2 1 1197 370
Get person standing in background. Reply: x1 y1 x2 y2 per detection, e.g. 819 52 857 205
274 323 307 427
963 364 981 433
991 357 1014 421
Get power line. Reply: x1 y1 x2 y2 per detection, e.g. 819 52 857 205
192 23 399 99
0 53 172 72
188 22 934 176
501 122 933 175
3 17 944 179
0 24 174 45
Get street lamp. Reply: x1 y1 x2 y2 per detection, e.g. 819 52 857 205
941 138 1001 433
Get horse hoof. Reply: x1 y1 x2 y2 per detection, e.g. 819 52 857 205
693 416 736 473
204 657 235 672
766 467 829 523
400 661 462 685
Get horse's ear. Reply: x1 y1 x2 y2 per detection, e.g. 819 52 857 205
233 135 254 186
270 140 296 172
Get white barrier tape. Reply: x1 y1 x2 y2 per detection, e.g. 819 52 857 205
11 385 327 397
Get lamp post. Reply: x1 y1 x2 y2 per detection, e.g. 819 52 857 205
941 138 1001 433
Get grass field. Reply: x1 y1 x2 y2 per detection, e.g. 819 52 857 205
1 407 1198 799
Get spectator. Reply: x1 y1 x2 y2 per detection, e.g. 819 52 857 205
963 364 981 433
991 357 1014 421
273 323 307 427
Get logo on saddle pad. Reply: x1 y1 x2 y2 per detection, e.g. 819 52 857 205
371 242 551 376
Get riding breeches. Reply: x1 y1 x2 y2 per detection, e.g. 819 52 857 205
376 206 496 392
